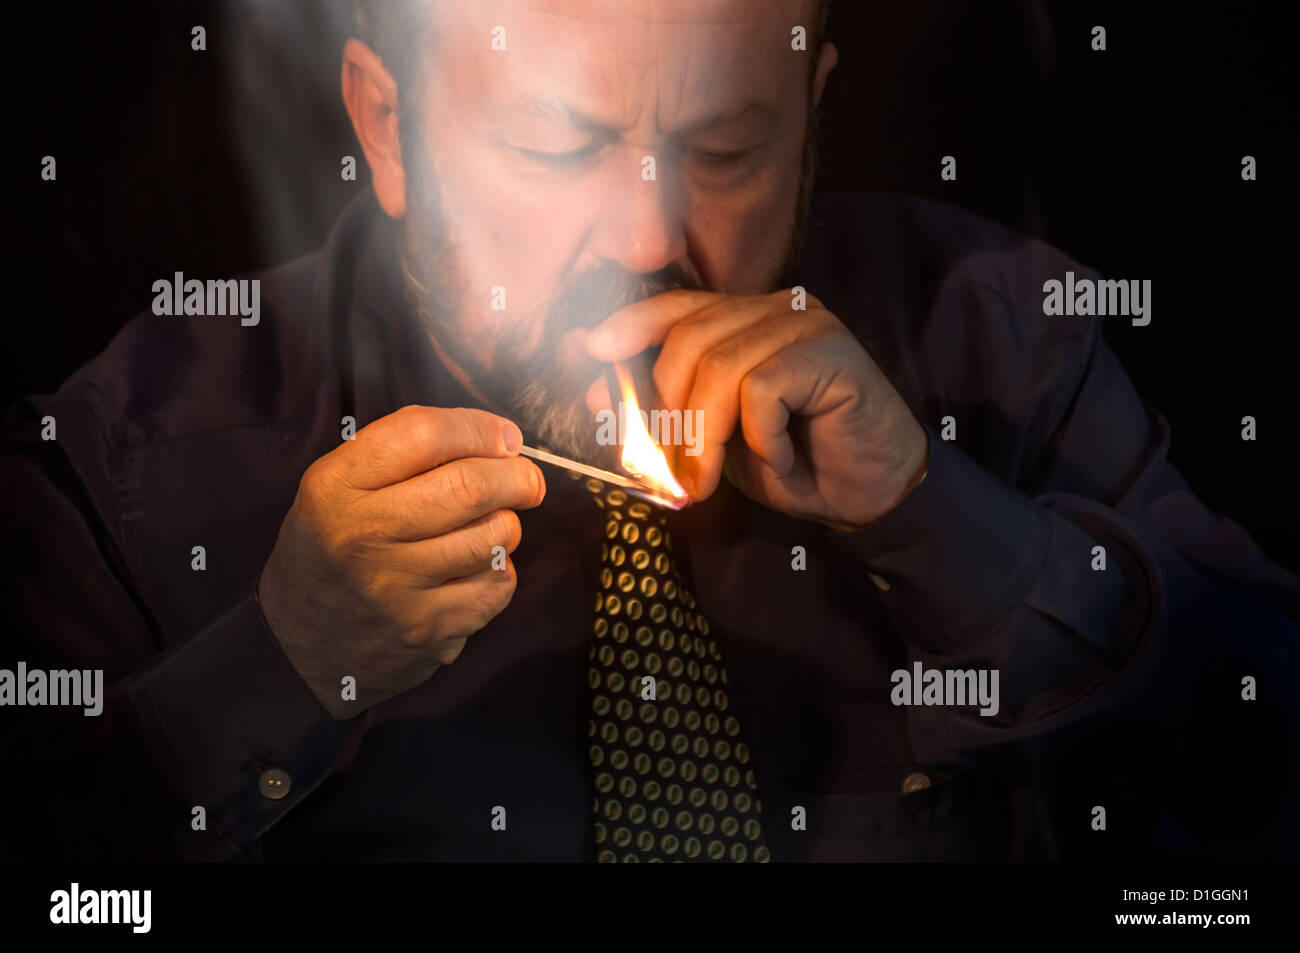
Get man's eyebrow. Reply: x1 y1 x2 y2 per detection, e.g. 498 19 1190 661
496 96 612 134
675 101 780 135
506 96 581 123
500 96 780 134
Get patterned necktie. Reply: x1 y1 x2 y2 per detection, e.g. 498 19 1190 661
576 473 771 862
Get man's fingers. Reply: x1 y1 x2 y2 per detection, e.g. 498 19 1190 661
585 374 612 415
423 562 519 646
650 296 777 412
678 316 812 499
585 289 727 361
333 405 523 491
364 454 545 541
412 507 524 587
738 357 799 478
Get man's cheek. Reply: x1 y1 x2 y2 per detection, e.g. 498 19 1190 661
690 190 792 293
452 176 586 309
740 186 802 289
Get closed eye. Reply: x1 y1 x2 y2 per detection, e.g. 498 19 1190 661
692 148 754 170
518 142 603 166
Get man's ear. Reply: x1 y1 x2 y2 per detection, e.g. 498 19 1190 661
341 38 406 219
813 41 838 107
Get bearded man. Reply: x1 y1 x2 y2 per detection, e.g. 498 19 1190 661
3 0 1297 862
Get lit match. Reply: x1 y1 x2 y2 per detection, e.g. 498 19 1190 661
519 445 691 511
518 360 692 511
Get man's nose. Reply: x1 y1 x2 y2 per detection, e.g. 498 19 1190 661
590 155 689 275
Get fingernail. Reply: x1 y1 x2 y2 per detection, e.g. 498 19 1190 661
502 422 522 453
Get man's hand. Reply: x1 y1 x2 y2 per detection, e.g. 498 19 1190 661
585 289 928 531
257 406 546 719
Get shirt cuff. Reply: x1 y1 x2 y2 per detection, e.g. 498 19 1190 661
129 591 365 853
822 423 1053 654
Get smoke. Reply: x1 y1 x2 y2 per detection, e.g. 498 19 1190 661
217 0 824 470
397 147 704 465
219 0 362 264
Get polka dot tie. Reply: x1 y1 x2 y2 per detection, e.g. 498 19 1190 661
577 473 771 863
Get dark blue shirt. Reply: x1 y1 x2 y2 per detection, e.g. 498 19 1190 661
4 191 1298 861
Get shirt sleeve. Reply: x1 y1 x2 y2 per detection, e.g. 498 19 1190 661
1 398 369 861
822 326 1300 857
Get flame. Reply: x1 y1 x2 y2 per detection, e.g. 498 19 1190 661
613 362 690 506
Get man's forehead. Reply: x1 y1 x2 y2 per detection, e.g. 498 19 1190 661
431 0 810 130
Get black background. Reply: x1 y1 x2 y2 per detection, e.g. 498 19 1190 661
8 0 1296 570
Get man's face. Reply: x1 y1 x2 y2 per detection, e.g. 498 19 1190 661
395 0 823 465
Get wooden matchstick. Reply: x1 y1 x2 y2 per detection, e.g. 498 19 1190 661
518 445 690 511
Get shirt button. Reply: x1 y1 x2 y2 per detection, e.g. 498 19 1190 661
868 572 891 592
259 768 291 800
901 771 931 794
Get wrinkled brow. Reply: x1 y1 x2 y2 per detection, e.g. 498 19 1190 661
498 95 781 135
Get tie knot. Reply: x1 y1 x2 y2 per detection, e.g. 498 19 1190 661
567 472 683 577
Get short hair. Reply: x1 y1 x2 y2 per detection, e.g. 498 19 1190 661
355 0 832 104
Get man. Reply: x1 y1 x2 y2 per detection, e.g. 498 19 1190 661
3 0 1298 862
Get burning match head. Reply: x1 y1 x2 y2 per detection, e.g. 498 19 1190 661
518 444 691 511
625 484 691 511
605 360 691 507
